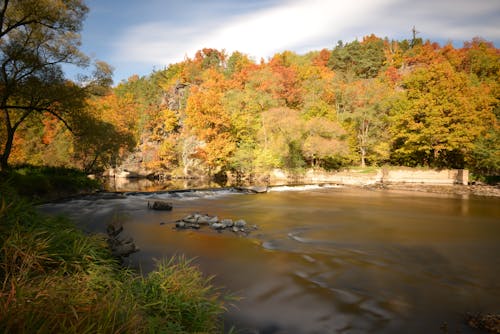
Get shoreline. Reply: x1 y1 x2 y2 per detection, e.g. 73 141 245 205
366 183 500 198
49 182 500 204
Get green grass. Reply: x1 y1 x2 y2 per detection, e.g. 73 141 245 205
0 181 229 333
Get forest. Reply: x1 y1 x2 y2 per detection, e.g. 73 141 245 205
1 2 499 179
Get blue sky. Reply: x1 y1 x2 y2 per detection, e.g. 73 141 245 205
71 0 500 83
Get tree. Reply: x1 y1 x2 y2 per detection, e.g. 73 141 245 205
329 35 386 79
0 0 90 170
184 69 235 173
389 61 494 167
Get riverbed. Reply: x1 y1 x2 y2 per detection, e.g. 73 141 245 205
39 185 500 333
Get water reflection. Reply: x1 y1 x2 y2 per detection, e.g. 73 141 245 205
39 186 500 333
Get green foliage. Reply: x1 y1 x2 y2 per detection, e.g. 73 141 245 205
133 257 227 333
389 61 493 168
2 165 100 201
329 35 386 79
0 183 228 333
6 25 498 178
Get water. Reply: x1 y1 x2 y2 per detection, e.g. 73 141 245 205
39 186 500 333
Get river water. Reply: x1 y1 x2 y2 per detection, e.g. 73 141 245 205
39 185 500 333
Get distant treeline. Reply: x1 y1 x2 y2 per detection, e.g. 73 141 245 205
7 35 500 176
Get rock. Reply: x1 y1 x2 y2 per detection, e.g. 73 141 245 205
197 215 218 224
211 223 225 230
220 219 233 228
111 241 139 258
148 201 173 211
234 219 247 228
175 221 200 229
172 212 257 235
106 222 139 258
106 224 123 238
182 215 198 224
466 313 500 333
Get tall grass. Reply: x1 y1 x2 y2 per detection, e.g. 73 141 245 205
0 182 228 333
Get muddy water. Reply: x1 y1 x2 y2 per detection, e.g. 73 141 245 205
39 186 500 333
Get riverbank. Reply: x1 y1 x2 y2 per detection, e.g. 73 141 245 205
0 176 229 333
0 165 101 203
370 183 500 197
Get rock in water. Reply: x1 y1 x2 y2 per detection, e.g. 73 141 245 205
220 219 233 228
234 219 247 228
148 201 173 211
211 223 225 230
197 214 218 225
175 221 200 229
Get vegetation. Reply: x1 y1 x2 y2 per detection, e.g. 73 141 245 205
6 38 497 180
0 0 131 172
0 181 229 333
2 165 100 202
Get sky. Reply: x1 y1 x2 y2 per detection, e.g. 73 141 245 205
71 0 500 83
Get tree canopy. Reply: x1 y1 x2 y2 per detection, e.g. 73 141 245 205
5 7 499 179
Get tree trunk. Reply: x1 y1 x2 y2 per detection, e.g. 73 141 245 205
0 128 14 171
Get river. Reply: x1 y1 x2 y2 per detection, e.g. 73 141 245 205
39 184 500 333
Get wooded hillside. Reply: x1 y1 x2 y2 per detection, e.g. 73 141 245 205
6 34 500 177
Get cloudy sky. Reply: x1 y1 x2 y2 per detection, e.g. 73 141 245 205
74 0 500 83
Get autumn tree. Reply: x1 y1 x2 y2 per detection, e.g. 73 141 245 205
184 69 235 173
389 61 495 167
0 0 93 170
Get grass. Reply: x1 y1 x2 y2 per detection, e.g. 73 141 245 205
0 180 230 333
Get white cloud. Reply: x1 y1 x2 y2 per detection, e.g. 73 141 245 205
111 0 500 76
113 0 394 66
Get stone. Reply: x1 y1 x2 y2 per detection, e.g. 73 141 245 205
106 224 123 238
220 219 233 228
197 215 218 224
234 219 247 228
182 215 198 224
176 221 200 229
211 223 225 230
175 221 186 228
148 201 173 211
111 241 138 258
